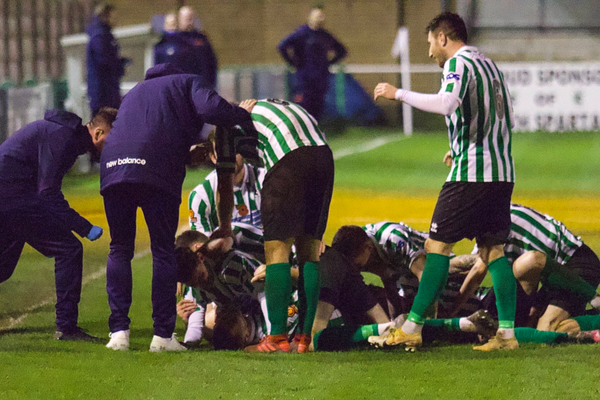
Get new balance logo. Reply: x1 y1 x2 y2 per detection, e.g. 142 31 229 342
430 222 438 233
105 157 147 169
446 73 461 81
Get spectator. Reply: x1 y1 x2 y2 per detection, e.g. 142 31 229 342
153 13 181 66
86 3 129 116
169 6 218 90
278 7 347 120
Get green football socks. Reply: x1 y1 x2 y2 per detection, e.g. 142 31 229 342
407 253 450 326
489 256 516 330
514 327 568 344
301 262 321 335
265 263 292 335
542 257 597 300
572 314 600 331
423 318 462 331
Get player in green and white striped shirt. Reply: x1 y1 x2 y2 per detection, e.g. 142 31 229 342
372 12 517 351
505 204 600 330
235 98 334 353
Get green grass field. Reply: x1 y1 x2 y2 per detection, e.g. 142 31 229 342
2 129 600 399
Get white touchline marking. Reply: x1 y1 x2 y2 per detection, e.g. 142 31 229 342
333 134 410 160
2 248 156 330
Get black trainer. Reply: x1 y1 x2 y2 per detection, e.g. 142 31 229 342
54 327 101 342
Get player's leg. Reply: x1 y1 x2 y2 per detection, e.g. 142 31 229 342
294 145 334 350
103 184 138 346
264 238 295 336
473 243 518 351
140 187 184 351
536 304 570 331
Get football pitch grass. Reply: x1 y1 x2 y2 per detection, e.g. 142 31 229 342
2 129 600 399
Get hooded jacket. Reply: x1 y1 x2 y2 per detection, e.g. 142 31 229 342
86 16 126 112
99 63 251 199
0 110 94 237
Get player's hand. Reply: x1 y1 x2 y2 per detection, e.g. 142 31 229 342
86 225 103 241
239 99 258 113
176 299 198 323
251 264 267 283
374 83 398 101
443 151 453 167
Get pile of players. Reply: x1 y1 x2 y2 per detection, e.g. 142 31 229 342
2 11 600 354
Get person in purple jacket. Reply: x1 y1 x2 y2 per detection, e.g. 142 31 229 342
0 108 117 341
100 63 254 352
278 7 347 120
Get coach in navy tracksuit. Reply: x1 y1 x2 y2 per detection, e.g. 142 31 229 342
0 109 116 340
100 63 251 346
86 4 128 115
278 7 347 120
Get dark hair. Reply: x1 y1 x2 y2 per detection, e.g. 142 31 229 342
426 12 468 44
331 225 371 260
175 230 209 249
89 107 118 129
175 246 198 284
212 303 247 350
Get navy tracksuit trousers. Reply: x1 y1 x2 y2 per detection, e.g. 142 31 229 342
0 198 84 332
103 183 180 338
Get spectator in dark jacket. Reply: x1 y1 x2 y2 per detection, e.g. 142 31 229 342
168 6 218 90
100 63 253 352
278 7 347 120
86 3 129 116
153 13 181 66
0 108 117 341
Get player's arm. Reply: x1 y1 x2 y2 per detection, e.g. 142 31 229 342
213 126 235 238
37 131 94 238
444 255 487 317
374 83 460 116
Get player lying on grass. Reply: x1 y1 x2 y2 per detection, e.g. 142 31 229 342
188 130 265 244
457 204 600 332
175 229 300 347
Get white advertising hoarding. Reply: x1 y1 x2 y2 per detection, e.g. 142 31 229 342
498 62 600 132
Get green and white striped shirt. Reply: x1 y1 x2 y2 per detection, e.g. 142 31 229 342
363 221 428 277
505 204 582 265
188 163 265 234
250 99 327 171
441 46 515 183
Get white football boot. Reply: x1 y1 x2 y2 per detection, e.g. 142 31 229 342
106 330 130 351
149 333 187 353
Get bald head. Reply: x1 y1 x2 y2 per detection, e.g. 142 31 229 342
308 8 325 30
178 6 195 32
164 13 177 33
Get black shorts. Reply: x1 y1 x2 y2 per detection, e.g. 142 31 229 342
542 244 600 316
429 181 514 246
319 247 378 324
261 145 334 241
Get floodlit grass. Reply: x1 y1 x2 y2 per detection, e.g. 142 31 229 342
3 129 600 399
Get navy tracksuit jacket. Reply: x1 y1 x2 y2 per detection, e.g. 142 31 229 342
86 16 127 115
278 25 347 120
0 110 95 332
100 63 251 337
